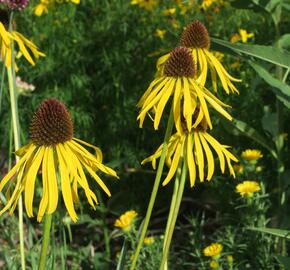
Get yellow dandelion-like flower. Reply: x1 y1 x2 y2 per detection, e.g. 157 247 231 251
157 20 241 94
114 210 138 231
241 149 263 161
231 29 254 43
0 11 45 67
0 99 118 222
236 180 261 197
144 236 155 245
163 8 176 16
200 0 215 10
209 260 219 269
138 47 232 133
155 29 166 40
142 116 237 187
203 243 223 257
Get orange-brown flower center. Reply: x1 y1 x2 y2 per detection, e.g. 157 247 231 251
180 20 210 49
30 98 74 146
164 47 195 77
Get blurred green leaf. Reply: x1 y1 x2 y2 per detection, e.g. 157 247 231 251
249 61 290 108
212 38 290 68
276 255 290 269
248 227 290 238
278 34 290 50
231 118 278 159
116 240 128 270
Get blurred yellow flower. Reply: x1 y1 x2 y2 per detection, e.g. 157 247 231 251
241 149 263 161
144 236 155 245
233 164 244 174
236 180 261 197
227 255 234 264
114 210 138 231
231 29 254 43
155 29 166 39
131 0 157 10
0 21 45 68
163 8 176 16
34 0 50 16
230 59 242 70
203 243 223 257
201 0 215 10
209 260 219 269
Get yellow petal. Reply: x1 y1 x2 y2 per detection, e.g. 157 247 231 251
194 132 204 182
24 146 45 217
56 146 78 222
183 77 193 131
187 134 196 187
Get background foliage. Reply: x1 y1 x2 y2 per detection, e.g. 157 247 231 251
1 0 290 269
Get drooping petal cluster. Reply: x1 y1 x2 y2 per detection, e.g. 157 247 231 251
0 19 45 68
0 99 118 222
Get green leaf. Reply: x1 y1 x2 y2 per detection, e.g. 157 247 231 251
249 61 290 108
278 34 290 50
230 119 278 159
276 256 290 269
116 239 128 270
248 227 290 239
212 38 290 68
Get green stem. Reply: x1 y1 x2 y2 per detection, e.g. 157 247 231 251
130 109 174 270
160 159 188 270
7 11 26 270
38 214 53 270
162 160 182 270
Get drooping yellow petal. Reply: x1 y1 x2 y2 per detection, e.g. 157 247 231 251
37 147 49 222
173 77 182 134
46 147 58 214
56 146 78 222
24 146 45 217
0 144 36 192
187 134 196 187
194 132 204 182
203 132 225 173
198 132 215 180
183 77 193 131
154 79 175 130
73 138 103 163
162 138 183 186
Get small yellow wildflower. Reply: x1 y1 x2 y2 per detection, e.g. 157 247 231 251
144 236 155 245
203 243 223 257
131 0 157 10
209 260 219 269
34 0 50 16
230 29 254 43
239 29 254 43
163 8 176 16
114 210 138 232
155 29 166 40
241 149 263 161
233 164 244 174
227 255 234 264
236 181 261 197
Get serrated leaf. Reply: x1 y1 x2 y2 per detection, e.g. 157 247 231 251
231 119 278 159
248 227 290 239
249 61 290 108
212 38 290 68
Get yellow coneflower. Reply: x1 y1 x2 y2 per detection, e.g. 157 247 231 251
156 20 241 94
236 180 260 197
142 117 237 187
0 99 118 222
241 149 263 161
203 243 223 257
0 11 45 67
137 47 232 133
114 210 138 232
